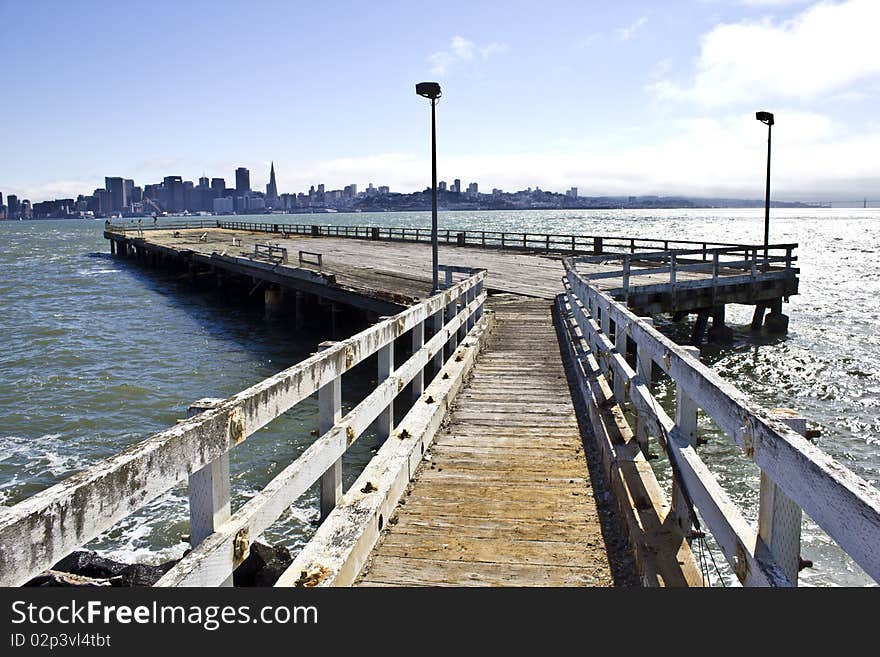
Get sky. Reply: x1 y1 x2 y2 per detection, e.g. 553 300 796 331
2 0 879 203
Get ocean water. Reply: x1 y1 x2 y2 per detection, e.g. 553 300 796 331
1 209 877 586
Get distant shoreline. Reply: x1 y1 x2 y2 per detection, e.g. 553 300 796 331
6 202 869 222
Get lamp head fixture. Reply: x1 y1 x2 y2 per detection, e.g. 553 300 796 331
756 111 774 126
416 82 442 100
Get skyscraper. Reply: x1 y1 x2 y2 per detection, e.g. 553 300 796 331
123 179 135 208
163 176 184 212
8 194 20 219
265 162 278 201
105 177 126 212
197 177 210 212
235 167 250 194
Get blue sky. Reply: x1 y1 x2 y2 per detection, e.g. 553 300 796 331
2 0 879 202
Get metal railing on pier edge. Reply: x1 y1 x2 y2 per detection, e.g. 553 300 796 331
105 219 796 264
558 259 880 586
0 269 487 587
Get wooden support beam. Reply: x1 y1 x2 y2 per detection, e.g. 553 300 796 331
187 398 232 587
671 346 701 536
319 342 343 521
614 317 628 408
411 320 424 401
430 308 444 376
758 410 807 586
634 317 654 456
377 340 394 440
691 310 709 345
446 293 458 358
751 303 767 331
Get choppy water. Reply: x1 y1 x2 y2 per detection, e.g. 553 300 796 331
1 209 877 586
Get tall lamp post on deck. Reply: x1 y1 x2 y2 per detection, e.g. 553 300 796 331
756 111 774 268
416 81 442 293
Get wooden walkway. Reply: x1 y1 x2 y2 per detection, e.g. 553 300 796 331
356 297 617 586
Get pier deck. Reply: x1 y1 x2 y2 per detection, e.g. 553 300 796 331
357 297 618 586
105 225 799 325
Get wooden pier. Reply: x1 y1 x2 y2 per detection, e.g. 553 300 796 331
1 220 878 588
357 297 620 586
103 220 798 343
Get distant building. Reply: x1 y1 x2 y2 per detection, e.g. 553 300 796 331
265 162 278 202
8 194 20 219
163 176 184 212
124 179 135 207
235 167 250 194
105 177 126 212
213 196 234 214
196 177 210 211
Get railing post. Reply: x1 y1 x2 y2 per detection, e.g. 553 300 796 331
377 336 394 439
411 320 424 401
187 397 232 587
758 411 807 586
431 307 444 375
318 341 342 520
634 318 654 456
599 300 612 377
457 286 468 341
613 316 628 407
446 287 459 356
670 345 700 536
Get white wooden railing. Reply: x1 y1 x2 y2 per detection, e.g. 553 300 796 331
571 243 798 302
0 270 487 587
561 261 880 586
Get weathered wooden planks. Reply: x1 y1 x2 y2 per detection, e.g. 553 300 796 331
356 297 625 587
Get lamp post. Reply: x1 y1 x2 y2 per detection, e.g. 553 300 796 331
756 111 774 268
416 81 442 293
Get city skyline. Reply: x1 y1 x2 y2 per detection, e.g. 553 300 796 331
2 1 880 202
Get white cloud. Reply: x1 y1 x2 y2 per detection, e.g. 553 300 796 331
617 16 648 41
428 36 507 76
740 0 811 6
651 0 880 106
267 110 879 201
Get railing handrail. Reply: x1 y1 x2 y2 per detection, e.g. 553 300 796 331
0 270 487 587
563 261 880 585
106 221 757 251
